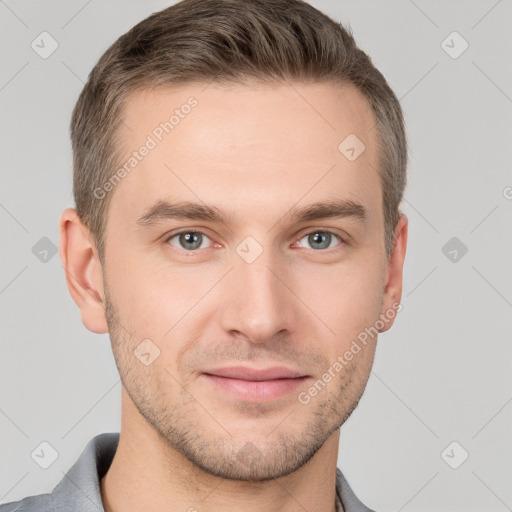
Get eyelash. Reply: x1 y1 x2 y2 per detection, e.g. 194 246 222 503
164 229 346 253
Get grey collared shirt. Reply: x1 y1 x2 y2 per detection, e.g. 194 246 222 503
0 433 376 512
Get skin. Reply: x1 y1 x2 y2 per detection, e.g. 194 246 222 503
59 81 407 512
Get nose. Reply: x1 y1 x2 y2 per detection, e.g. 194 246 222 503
219 247 297 344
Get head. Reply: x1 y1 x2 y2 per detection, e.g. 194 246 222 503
60 0 408 481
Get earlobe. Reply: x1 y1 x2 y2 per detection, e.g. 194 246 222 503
59 208 109 334
379 214 408 333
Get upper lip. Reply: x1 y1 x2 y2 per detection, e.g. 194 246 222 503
203 366 307 381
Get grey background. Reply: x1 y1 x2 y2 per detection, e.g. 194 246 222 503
1 1 511 510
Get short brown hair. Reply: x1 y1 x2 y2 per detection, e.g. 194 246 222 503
71 0 407 262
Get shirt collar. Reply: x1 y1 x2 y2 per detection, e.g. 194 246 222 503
48 433 374 512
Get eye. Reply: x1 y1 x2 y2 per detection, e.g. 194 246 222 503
164 229 345 253
166 231 213 251
296 231 343 251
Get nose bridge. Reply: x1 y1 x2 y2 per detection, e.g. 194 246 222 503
220 241 295 343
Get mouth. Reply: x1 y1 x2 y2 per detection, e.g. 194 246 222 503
201 366 310 401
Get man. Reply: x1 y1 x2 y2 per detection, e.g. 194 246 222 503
1 0 407 510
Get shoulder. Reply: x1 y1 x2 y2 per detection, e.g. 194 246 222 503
0 432 119 512
336 467 378 512
0 492 54 512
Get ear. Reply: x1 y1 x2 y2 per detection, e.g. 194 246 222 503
59 208 108 334
379 213 408 333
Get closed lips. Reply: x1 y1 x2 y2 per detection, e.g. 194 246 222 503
203 366 307 381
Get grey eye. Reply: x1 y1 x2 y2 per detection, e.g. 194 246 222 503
168 231 210 251
299 231 341 250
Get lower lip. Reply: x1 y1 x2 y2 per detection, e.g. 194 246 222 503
203 374 310 401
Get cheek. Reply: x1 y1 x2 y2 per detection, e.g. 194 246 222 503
106 255 220 367
303 256 384 316
104 251 182 338
106 236 386 365
305 257 385 355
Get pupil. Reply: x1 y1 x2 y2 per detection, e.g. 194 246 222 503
310 232 329 249
182 232 200 249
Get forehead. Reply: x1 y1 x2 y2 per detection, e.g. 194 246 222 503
108 81 381 229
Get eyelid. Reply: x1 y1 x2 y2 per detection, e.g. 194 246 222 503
163 227 348 252
295 229 346 250
164 228 216 249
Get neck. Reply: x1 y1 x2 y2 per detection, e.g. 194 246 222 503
100 391 342 512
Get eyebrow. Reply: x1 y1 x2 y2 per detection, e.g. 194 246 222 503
136 199 366 228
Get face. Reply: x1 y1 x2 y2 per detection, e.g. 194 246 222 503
92 81 405 481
